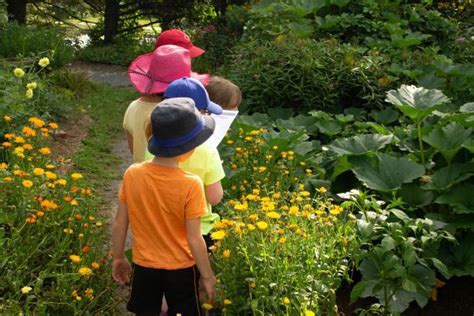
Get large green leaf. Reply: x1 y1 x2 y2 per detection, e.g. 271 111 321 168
463 139 474 153
422 163 474 190
370 108 400 125
399 183 434 207
422 122 472 162
328 134 393 157
349 153 425 192
385 85 450 121
435 184 474 214
460 102 474 113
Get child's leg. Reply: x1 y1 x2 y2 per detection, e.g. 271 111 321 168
127 264 164 315
163 265 201 316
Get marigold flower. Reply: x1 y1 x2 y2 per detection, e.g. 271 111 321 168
39 147 51 155
28 117 45 127
256 221 268 231
317 187 327 194
49 122 58 129
85 288 94 299
2 142 11 148
247 223 256 231
38 57 50 67
33 168 45 176
64 228 73 234
202 303 213 310
25 217 36 223
305 311 315 316
14 136 25 143
0 162 7 169
91 262 100 270
95 221 102 227
36 211 45 217
4 115 12 121
266 211 280 219
258 166 266 173
21 286 32 294
56 179 67 186
282 297 290 305
69 255 82 264
211 230 226 240
4 177 13 182
22 180 33 188
279 237 287 244
71 199 78 206
22 126 36 137
22 143 33 150
46 164 55 169
14 68 25 78
71 173 83 180
76 296 82 301
26 82 37 90
25 89 34 99
78 267 93 276
4 133 14 139
223 299 232 305
45 171 57 180
222 249 231 258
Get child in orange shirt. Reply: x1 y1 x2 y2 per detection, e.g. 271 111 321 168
112 98 216 315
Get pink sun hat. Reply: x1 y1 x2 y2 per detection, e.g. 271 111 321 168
128 44 209 95
154 29 204 58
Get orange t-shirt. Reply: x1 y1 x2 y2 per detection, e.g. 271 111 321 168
118 162 206 269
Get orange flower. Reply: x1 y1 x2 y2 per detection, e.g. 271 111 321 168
22 180 33 188
39 147 51 155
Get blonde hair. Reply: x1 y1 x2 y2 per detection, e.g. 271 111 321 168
205 76 242 110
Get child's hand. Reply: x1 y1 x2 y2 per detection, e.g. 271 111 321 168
112 258 131 285
199 275 216 303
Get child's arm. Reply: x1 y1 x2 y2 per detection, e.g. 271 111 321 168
205 181 223 206
186 217 216 302
112 200 131 285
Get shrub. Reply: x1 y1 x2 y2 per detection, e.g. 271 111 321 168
0 23 74 68
223 37 391 114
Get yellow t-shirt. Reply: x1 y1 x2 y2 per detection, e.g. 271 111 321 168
123 99 158 163
119 162 206 269
145 142 225 234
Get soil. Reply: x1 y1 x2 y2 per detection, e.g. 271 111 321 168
336 275 474 315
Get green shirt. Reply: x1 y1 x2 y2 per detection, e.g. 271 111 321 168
145 142 225 234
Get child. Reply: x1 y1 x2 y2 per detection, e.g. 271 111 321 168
205 76 242 148
112 98 216 315
154 29 204 58
124 44 209 162
144 78 226 249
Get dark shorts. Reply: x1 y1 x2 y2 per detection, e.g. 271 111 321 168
127 264 201 316
203 234 215 252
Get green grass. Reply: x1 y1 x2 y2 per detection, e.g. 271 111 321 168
73 84 138 194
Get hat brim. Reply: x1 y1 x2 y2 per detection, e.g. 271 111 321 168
206 100 223 115
189 46 205 58
129 53 210 94
147 115 215 157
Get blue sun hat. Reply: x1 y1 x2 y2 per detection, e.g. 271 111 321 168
147 97 215 157
164 77 223 115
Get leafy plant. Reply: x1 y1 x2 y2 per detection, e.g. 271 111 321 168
345 191 454 314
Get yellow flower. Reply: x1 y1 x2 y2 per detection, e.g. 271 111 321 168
234 201 248 211
22 180 33 188
247 223 256 231
223 299 232 305
49 122 59 129
63 228 73 234
78 267 93 277
289 205 299 215
38 57 50 67
279 237 287 244
256 221 268 231
2 141 11 148
56 179 67 186
222 249 231 258
69 255 82 264
21 286 32 294
202 303 213 310
299 191 311 197
85 288 94 299
14 136 25 143
266 211 280 219
0 162 7 169
248 214 257 221
91 262 100 270
46 164 55 169
4 177 13 182
4 115 12 121
71 173 83 180
76 296 82 301
22 126 36 137
305 311 315 316
28 117 45 127
276 34 285 41
25 89 34 99
317 187 327 194
45 171 57 180
26 82 37 89
282 297 290 305
226 140 234 145
258 166 266 173
33 168 45 176
329 205 343 216
211 230 226 240
39 147 51 155
14 68 25 78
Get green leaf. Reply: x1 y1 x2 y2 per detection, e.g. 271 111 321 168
399 182 434 207
423 122 472 162
431 258 450 279
328 134 394 157
403 246 417 267
422 163 474 190
402 278 418 292
350 153 425 192
314 119 342 136
408 264 436 290
385 85 450 121
388 290 413 313
331 156 352 181
350 281 367 304
370 108 400 125
435 184 474 214
381 236 396 252
463 138 474 153
460 102 474 113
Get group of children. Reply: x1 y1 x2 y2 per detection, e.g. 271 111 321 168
111 29 242 315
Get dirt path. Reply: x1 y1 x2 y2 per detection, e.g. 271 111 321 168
58 61 133 314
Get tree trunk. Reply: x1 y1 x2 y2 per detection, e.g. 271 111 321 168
6 0 27 24
104 0 120 43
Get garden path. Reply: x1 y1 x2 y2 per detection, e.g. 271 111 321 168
60 61 133 314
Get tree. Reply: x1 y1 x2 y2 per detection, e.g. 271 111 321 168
6 0 27 23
